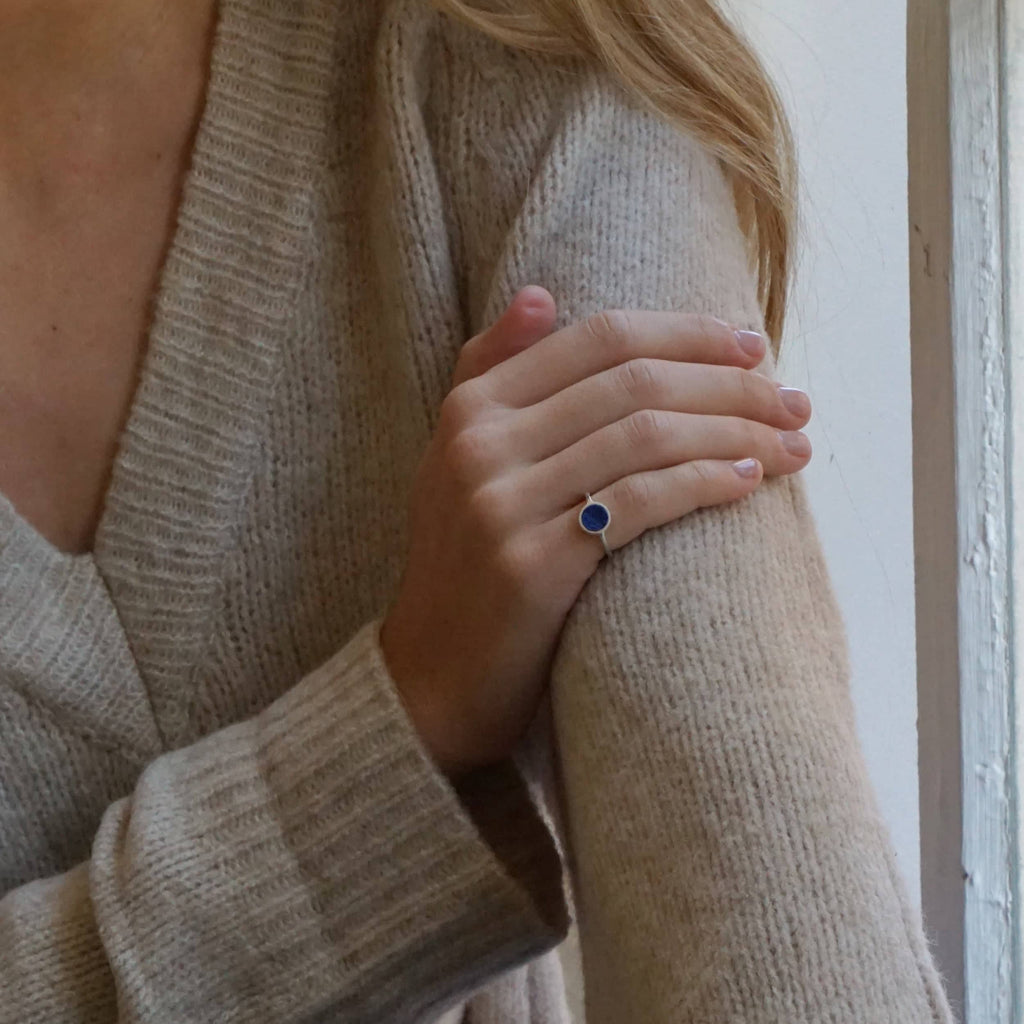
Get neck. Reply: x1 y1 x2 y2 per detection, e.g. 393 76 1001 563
0 1 207 86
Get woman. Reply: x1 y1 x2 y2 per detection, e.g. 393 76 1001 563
0 0 953 1021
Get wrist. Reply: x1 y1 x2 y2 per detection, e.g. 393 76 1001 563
379 616 468 779
400 686 467 779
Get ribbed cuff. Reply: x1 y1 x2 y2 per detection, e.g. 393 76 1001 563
92 617 569 1024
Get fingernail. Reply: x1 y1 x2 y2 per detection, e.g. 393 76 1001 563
778 430 812 456
735 330 765 358
517 284 550 311
732 458 760 478
778 386 811 417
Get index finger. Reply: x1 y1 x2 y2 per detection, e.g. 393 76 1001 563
474 310 766 409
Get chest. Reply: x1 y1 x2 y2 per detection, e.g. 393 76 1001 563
0 7 213 558
0 0 461 857
0 162 189 556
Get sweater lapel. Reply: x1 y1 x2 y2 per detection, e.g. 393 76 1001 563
91 0 337 748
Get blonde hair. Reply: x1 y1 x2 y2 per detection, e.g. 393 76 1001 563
428 0 796 352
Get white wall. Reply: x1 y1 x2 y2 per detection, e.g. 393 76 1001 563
727 1 920 900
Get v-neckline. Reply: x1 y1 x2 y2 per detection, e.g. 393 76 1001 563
0 0 338 747
0 2 223 574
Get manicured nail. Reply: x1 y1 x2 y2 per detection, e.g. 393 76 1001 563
732 458 760 478
778 430 812 456
735 330 765 358
778 386 811 417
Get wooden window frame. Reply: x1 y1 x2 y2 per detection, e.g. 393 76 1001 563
909 0 1018 1019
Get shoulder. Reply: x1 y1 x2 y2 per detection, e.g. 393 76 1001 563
377 0 650 139
374 0 754 329
381 0 717 198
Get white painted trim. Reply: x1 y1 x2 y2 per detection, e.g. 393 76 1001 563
910 0 1015 1019
953 1 1015 1019
1006 0 1024 1017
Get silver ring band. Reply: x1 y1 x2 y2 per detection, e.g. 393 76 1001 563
578 492 612 557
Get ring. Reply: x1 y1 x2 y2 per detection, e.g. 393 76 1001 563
578 493 612 557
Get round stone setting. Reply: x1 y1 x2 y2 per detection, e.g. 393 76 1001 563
579 500 611 534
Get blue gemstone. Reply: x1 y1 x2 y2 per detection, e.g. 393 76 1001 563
580 502 610 533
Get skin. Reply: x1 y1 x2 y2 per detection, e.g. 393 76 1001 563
0 4 812 780
381 287 812 778
0 0 216 554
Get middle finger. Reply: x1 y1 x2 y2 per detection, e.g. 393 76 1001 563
507 358 810 463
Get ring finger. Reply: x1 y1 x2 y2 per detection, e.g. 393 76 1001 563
537 457 765 567
527 409 811 518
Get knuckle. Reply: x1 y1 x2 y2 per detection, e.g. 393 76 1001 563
464 483 516 548
749 418 773 450
621 407 666 450
615 472 653 512
465 480 507 534
682 312 733 353
617 357 662 404
439 380 486 433
729 415 763 451
735 367 771 417
585 308 634 356
735 365 756 400
692 312 727 343
494 535 540 588
686 459 717 487
446 424 498 483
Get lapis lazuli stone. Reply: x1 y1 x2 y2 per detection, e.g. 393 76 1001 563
580 501 611 533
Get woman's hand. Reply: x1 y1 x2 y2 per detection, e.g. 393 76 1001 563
380 286 812 778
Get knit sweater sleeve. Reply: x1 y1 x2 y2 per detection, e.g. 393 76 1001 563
0 618 568 1024
428 17 955 1024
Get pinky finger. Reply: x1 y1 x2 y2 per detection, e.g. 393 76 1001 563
558 457 764 562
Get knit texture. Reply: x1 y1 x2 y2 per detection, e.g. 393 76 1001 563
0 0 954 1021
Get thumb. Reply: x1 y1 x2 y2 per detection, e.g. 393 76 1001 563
451 285 557 388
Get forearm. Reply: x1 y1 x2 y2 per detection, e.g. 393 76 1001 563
1 619 568 1024
420 11 953 1017
550 471 950 1022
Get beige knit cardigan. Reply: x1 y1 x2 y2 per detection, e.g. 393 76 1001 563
0 0 955 1021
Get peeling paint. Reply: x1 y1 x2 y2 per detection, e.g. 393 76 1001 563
947 1 1016 1022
